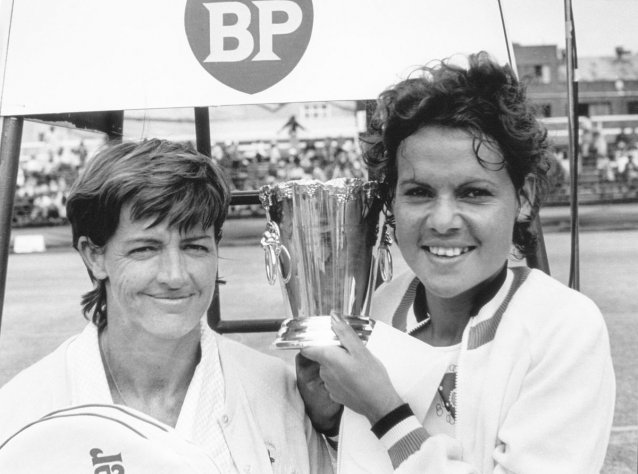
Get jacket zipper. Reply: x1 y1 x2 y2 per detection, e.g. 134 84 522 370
454 317 473 443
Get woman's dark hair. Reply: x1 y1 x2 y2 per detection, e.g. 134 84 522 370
363 51 551 257
66 138 231 330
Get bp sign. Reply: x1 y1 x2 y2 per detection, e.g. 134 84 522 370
185 0 314 94
0 0 512 114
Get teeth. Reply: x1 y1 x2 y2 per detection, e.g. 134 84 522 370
428 246 469 257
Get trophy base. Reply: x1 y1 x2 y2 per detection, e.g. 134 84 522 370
273 315 375 350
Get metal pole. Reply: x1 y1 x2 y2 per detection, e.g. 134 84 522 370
194 107 212 157
193 107 221 330
0 116 24 335
497 0 551 275
103 110 124 141
564 0 580 290
497 0 518 74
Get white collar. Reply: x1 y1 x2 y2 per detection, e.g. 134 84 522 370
66 319 227 441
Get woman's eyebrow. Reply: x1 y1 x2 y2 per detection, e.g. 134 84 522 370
397 177 429 186
123 237 163 245
458 178 496 187
182 235 214 242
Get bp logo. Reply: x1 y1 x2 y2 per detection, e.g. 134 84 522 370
185 0 314 94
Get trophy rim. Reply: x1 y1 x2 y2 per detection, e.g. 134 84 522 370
272 316 375 350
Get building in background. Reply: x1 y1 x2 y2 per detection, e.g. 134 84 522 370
513 43 638 146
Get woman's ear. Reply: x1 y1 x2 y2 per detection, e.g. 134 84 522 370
77 236 107 280
517 174 537 223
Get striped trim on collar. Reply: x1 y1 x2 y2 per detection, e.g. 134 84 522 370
467 266 530 350
390 266 531 349
391 278 421 332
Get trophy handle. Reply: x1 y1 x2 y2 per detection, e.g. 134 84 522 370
261 220 291 285
262 242 292 285
378 245 393 282
264 245 278 285
378 222 394 282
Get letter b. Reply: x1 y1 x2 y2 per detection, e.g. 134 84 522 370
204 2 254 62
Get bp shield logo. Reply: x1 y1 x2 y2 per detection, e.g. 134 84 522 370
185 0 314 94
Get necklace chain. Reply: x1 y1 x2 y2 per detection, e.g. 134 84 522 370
100 335 130 406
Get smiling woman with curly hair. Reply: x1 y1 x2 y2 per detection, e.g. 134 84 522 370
298 52 615 474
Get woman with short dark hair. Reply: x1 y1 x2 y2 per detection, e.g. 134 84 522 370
0 139 333 474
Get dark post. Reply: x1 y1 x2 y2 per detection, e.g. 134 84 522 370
193 107 221 330
104 111 124 141
0 117 24 334
194 107 212 157
525 215 551 273
564 0 580 290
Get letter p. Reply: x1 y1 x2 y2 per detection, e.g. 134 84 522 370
253 1 302 61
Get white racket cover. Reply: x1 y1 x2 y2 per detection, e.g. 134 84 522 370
0 403 221 473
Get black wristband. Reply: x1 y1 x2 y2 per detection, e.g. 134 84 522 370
371 403 413 439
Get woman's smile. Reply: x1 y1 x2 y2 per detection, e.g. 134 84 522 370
147 292 195 300
422 245 475 258
146 292 197 306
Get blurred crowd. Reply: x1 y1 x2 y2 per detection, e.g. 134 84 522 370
11 122 638 227
545 120 638 203
12 127 92 227
12 132 368 226
216 138 366 189
581 125 638 185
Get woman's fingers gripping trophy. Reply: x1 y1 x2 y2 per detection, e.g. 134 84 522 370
301 314 404 425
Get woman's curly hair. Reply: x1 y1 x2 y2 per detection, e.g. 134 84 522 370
362 51 552 257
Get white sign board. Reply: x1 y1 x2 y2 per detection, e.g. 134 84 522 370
0 0 511 115
12 234 46 253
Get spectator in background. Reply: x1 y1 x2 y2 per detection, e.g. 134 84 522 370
299 144 315 174
614 138 630 180
279 115 307 149
310 155 328 181
624 152 638 186
579 128 594 167
329 148 355 179
287 152 307 180
597 153 615 182
268 140 282 164
590 129 608 160
615 127 634 149
547 149 567 192
73 140 89 168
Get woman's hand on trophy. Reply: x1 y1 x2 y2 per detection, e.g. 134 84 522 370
295 352 344 437
301 314 404 426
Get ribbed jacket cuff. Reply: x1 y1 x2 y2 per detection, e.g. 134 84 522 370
370 404 427 469
386 425 428 468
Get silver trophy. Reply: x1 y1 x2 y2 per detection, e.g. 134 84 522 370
259 178 393 349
